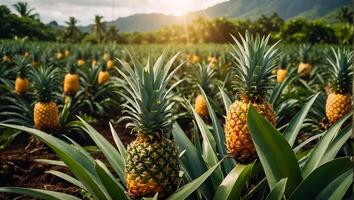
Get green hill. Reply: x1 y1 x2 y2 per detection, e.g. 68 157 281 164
80 0 351 32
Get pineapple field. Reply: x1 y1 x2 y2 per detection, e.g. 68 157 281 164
0 32 352 200
1 0 354 198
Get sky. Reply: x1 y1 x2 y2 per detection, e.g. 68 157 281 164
2 0 228 25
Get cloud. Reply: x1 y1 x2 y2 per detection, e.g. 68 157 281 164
2 0 227 25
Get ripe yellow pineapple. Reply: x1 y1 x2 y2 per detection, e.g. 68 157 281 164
277 55 288 83
77 59 85 66
119 53 182 199
56 51 64 60
192 63 216 118
64 62 79 95
225 33 279 163
98 63 109 84
32 66 59 130
13 55 31 94
106 59 114 69
297 45 312 77
64 49 71 57
325 48 353 123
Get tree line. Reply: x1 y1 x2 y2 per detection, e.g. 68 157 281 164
0 2 353 44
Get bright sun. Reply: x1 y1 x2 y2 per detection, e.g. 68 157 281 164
163 0 197 16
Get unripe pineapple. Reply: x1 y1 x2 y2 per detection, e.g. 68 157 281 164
277 55 288 83
31 66 59 131
13 55 31 94
225 33 279 163
118 53 182 199
325 48 353 123
191 63 216 118
64 62 79 95
297 44 312 77
98 62 109 84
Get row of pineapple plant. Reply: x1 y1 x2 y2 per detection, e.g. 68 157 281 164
0 31 352 199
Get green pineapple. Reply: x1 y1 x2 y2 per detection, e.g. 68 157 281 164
118 53 183 199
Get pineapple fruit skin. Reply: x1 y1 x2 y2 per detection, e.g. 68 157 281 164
325 93 352 123
125 135 180 199
77 59 85 67
64 73 79 95
277 69 288 83
34 102 59 130
225 100 276 163
297 62 312 77
98 71 109 84
107 60 114 69
15 77 29 94
195 94 208 118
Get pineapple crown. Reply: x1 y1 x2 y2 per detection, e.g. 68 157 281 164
117 52 184 136
67 58 77 74
278 55 288 70
230 32 280 101
31 65 59 102
191 63 216 94
299 44 311 63
13 55 31 78
327 48 353 94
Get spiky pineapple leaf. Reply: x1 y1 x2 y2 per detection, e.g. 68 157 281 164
247 104 302 196
0 187 81 200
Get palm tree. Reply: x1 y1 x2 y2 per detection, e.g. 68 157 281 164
64 17 81 42
105 26 119 42
12 2 39 19
336 6 353 24
92 15 106 43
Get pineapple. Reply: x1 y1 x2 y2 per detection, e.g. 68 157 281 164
77 51 86 67
56 49 64 60
64 60 79 95
31 66 59 130
64 49 71 57
325 48 353 123
225 33 279 163
297 44 312 77
2 52 11 62
98 62 109 84
106 50 115 70
277 55 288 83
192 63 216 118
13 55 31 94
118 53 182 199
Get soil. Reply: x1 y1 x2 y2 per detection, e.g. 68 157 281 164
0 123 134 200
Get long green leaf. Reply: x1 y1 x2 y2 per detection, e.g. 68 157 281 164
247 105 302 196
265 178 287 200
218 85 232 112
109 122 126 160
0 187 81 200
301 113 351 178
284 93 319 147
167 160 223 200
316 169 352 200
46 170 84 189
214 164 253 200
78 118 126 186
289 157 352 200
172 123 213 199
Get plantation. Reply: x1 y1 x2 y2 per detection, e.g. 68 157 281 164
0 1 353 200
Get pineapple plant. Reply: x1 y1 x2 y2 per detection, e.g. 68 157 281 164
98 62 109 84
277 55 288 83
297 44 312 77
325 48 353 123
192 63 216 118
118 53 182 199
31 66 59 131
63 60 80 95
225 33 279 163
13 55 31 94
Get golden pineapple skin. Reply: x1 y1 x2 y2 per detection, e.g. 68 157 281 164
277 69 288 83
125 135 180 199
56 52 63 60
64 73 79 95
195 94 208 117
77 59 85 66
326 93 352 123
34 102 59 130
297 62 312 77
103 53 109 61
98 71 109 84
107 60 114 69
3 55 10 62
225 100 276 163
15 77 29 94
64 50 71 57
